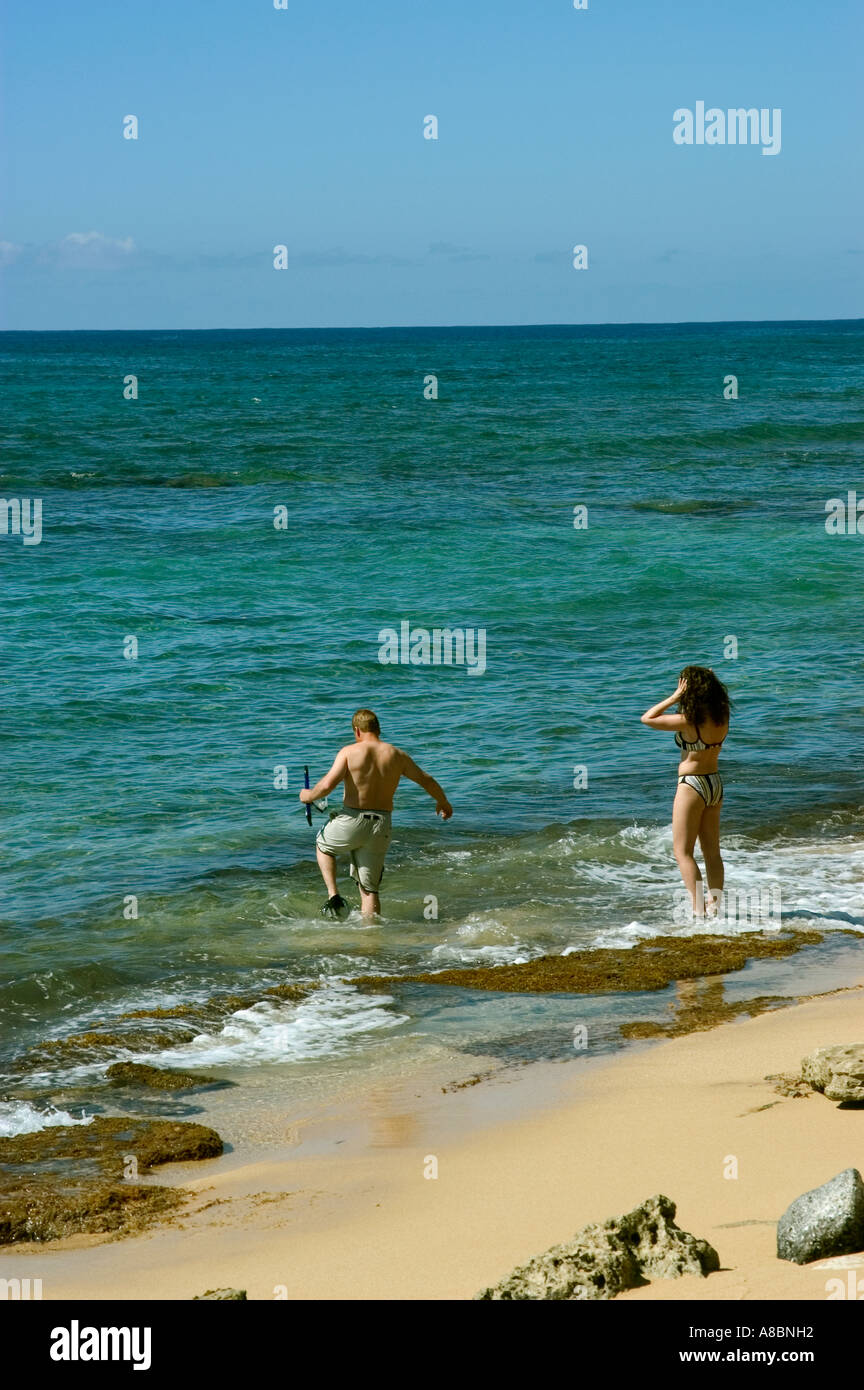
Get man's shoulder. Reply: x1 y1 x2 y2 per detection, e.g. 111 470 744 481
343 740 403 764
391 745 417 767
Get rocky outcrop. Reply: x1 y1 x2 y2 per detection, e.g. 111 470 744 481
354 930 829 996
801 1045 864 1104
193 1288 247 1300
0 1116 223 1244
105 1063 224 1091
777 1168 864 1264
475 1194 719 1300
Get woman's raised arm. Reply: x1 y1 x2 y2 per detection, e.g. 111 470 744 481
641 679 687 730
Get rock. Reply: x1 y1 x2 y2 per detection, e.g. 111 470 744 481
353 929 827 997
765 1072 812 1099
0 1115 223 1175
777 1168 864 1264
475 1194 719 1300
825 1075 864 1104
193 1288 247 1300
0 1116 223 1244
105 1063 223 1091
264 982 315 1003
18 1025 200 1073
801 1045 864 1103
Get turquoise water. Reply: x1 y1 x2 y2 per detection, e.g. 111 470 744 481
1 322 863 1117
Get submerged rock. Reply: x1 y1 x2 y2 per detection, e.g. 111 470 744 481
623 993 790 1040
801 1045 864 1104
777 1168 864 1264
193 1288 247 1300
20 1025 200 1072
263 982 315 1003
9 982 317 1079
475 1194 719 1300
0 1116 223 1245
354 930 828 997
105 1063 224 1091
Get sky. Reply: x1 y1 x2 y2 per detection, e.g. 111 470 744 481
1 0 862 329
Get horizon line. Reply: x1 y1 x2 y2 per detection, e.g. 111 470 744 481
2 315 862 334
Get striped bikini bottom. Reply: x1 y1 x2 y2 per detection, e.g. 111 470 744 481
678 772 723 807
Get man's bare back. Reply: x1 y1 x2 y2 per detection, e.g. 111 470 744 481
341 739 419 811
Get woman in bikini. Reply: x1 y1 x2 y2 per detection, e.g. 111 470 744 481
641 666 732 917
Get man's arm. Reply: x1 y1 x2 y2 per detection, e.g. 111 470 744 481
399 751 453 819
299 749 348 803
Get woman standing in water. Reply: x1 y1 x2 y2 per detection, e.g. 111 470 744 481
641 666 732 917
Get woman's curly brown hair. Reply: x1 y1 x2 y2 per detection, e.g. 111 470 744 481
679 665 731 729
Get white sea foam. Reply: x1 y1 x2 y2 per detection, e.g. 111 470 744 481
618 823 673 853
0 1101 92 1137
561 827 864 939
427 912 538 966
563 920 668 952
444 913 511 939
431 942 532 966
546 826 864 952
120 980 408 1071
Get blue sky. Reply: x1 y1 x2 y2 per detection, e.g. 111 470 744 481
2 0 862 329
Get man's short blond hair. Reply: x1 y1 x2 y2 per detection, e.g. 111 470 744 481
352 708 380 735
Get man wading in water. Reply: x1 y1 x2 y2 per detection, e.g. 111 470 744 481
300 709 453 920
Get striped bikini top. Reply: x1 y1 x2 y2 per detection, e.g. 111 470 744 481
675 725 726 752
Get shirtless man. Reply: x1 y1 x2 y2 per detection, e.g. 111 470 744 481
299 708 453 920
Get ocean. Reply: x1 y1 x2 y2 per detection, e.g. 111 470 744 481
1 320 863 1136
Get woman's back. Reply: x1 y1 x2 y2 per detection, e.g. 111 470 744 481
675 714 728 772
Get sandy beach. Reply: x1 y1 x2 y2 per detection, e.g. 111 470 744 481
4 981 863 1302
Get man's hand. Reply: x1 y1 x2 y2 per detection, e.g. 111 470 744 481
299 788 314 804
436 799 453 820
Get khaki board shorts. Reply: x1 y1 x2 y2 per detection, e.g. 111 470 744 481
316 807 393 893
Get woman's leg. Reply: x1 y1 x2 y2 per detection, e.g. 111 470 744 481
672 782 706 915
698 804 724 914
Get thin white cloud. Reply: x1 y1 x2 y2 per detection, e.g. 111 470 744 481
0 232 140 270
54 232 137 267
1 235 422 274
